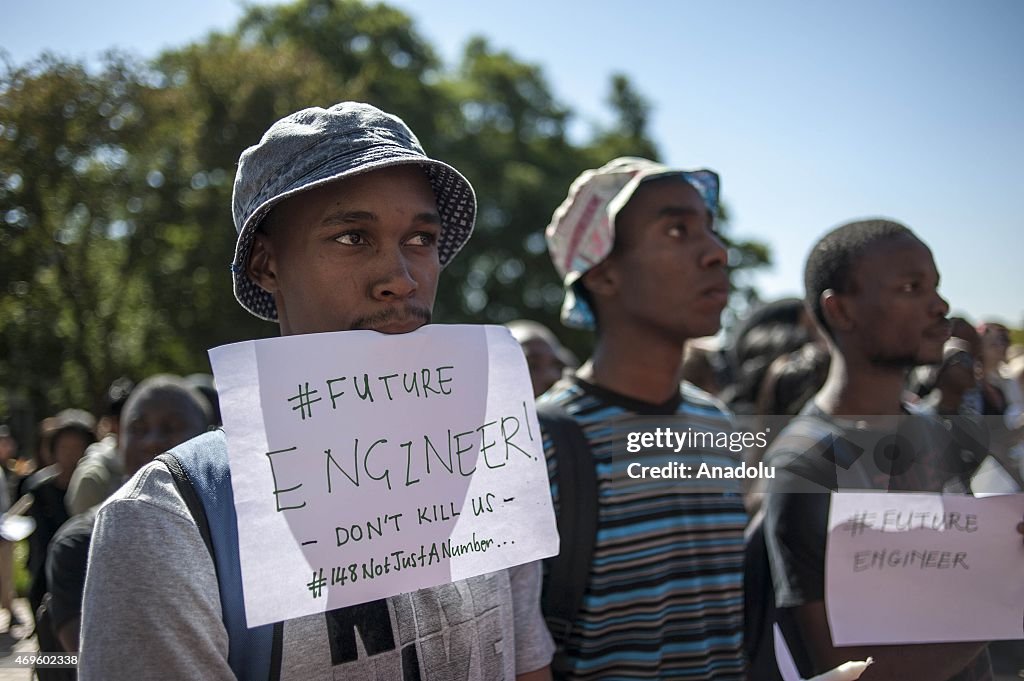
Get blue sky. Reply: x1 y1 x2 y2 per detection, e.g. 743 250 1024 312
4 0 1022 325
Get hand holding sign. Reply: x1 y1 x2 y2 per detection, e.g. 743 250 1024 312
209 324 560 627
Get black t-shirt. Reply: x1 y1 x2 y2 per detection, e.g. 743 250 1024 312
46 506 97 630
761 405 991 681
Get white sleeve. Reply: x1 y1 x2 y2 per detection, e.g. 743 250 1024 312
508 560 555 673
79 464 235 681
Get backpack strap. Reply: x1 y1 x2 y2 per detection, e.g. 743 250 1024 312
536 403 598 660
157 432 282 681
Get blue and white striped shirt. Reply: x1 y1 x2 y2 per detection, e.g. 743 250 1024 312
540 376 747 680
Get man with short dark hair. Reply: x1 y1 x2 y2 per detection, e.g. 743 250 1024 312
538 157 747 679
762 219 994 680
80 102 554 680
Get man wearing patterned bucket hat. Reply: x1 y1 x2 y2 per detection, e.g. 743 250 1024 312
80 102 554 680
537 157 747 679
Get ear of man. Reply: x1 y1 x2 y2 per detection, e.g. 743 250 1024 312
820 288 855 334
247 232 279 295
580 258 620 300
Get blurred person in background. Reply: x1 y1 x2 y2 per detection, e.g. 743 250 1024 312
29 417 58 477
917 338 1023 491
720 297 815 415
185 373 222 427
977 321 1024 427
65 377 134 517
909 316 985 414
1006 344 1024 395
0 425 16 505
506 319 579 398
2 424 35 500
918 339 979 417
24 409 94 616
681 337 724 396
42 374 213 672
0 425 17 476
0 425 16 624
756 342 830 419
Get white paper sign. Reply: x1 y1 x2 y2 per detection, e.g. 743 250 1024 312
208 324 560 627
826 491 1024 644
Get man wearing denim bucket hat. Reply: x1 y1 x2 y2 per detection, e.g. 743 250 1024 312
80 103 554 680
537 158 747 678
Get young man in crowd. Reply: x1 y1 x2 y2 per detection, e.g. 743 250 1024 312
761 219 994 680
538 157 747 679
80 102 554 680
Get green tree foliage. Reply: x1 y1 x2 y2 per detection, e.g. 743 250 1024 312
1 54 169 419
0 0 771 432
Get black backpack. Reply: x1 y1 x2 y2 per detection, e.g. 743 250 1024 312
535 403 599 676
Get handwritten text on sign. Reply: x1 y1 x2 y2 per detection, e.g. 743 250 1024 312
826 492 1024 645
208 325 560 627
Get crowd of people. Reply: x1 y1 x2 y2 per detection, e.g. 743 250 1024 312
0 374 221 679
1 100 1022 680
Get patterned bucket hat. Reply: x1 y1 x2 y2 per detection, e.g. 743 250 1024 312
231 102 476 321
544 157 719 329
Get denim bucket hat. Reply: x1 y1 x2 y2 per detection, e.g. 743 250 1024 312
545 157 719 330
231 102 477 321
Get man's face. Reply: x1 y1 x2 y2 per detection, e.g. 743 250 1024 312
250 165 442 336
600 176 729 342
120 389 209 476
843 235 950 367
